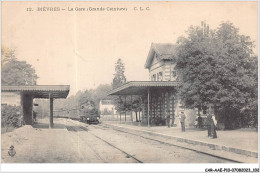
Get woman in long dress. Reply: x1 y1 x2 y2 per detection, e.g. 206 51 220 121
211 114 217 138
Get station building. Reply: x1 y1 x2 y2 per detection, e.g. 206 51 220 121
108 43 197 127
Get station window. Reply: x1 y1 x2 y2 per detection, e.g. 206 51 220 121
152 74 156 81
158 72 163 81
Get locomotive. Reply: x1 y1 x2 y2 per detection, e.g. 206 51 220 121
79 100 100 124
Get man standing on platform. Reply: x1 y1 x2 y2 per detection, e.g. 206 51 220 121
179 111 186 132
211 114 217 138
33 111 37 124
206 113 212 137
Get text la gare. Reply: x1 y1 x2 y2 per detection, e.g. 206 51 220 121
68 7 85 11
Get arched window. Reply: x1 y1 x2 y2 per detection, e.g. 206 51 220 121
158 72 163 81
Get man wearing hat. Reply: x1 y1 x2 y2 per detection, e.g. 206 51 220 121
179 111 186 132
206 113 212 137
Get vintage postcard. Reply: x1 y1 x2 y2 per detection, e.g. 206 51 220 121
1 1 258 172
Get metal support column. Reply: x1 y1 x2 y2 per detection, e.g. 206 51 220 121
148 88 150 127
141 96 145 124
139 96 142 126
130 95 133 124
172 96 175 126
164 91 167 126
49 93 54 128
119 96 121 123
124 96 127 123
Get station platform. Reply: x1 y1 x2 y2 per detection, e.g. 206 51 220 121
101 119 258 163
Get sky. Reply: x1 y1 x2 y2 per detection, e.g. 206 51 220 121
2 1 258 95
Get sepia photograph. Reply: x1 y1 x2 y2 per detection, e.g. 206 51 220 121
1 1 259 172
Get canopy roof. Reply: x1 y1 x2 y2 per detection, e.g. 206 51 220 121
108 81 180 96
1 85 70 99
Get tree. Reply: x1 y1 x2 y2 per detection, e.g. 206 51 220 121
214 22 258 128
1 48 38 85
175 23 218 111
175 22 257 129
1 105 23 132
1 46 16 66
111 58 128 113
77 84 112 108
90 84 112 106
112 58 127 89
132 97 142 122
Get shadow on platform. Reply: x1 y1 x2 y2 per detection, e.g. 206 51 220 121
32 122 65 129
65 125 88 132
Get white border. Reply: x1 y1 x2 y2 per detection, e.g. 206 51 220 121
1 163 260 172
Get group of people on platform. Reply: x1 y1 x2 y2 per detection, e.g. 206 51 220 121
165 110 217 138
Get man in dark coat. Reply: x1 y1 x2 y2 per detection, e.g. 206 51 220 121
206 113 212 137
179 112 186 132
198 115 203 129
33 111 37 124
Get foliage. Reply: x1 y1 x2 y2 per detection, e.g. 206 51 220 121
1 46 16 66
1 48 38 85
1 105 23 131
88 84 112 106
2 60 38 85
112 58 127 89
77 84 112 107
112 58 127 112
175 22 257 129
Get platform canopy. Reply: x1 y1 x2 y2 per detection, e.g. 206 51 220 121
1 85 70 99
108 81 181 96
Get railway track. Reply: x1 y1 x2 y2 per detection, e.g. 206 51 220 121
65 125 107 163
65 120 143 163
91 123 242 163
65 119 242 163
